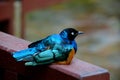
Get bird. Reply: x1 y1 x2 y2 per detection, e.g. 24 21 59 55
12 28 84 66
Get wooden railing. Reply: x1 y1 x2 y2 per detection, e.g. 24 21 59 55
0 31 110 80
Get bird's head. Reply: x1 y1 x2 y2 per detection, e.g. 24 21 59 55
60 28 84 41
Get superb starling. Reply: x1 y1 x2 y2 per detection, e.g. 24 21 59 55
12 28 83 66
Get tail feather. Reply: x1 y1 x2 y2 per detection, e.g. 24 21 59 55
12 48 37 61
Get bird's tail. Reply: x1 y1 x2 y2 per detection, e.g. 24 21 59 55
12 48 37 61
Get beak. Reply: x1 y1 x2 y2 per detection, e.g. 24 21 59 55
78 31 84 34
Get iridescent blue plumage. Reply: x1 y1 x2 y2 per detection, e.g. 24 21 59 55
12 28 83 66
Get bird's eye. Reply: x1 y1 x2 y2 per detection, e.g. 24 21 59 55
71 32 74 35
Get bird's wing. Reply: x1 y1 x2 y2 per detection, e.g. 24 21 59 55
25 44 74 66
28 35 56 51
25 49 63 66
13 34 61 62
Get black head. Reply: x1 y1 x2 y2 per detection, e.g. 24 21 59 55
60 28 84 41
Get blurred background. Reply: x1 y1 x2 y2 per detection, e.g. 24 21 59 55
1 0 120 80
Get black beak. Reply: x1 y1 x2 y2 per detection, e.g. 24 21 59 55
78 31 84 34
